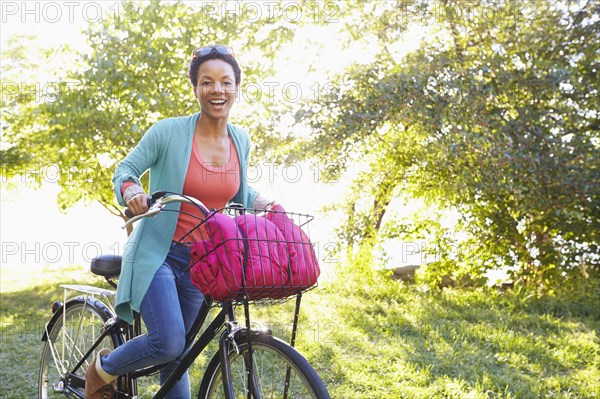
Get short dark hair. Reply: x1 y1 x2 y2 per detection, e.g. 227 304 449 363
188 52 242 87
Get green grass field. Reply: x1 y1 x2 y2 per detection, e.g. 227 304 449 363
1 263 598 398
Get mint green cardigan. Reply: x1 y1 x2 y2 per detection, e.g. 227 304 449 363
112 112 258 322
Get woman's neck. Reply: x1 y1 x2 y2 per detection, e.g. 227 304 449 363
196 114 228 138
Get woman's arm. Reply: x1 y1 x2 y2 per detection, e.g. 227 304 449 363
112 124 160 208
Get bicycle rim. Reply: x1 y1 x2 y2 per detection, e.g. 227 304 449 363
199 334 330 399
38 298 116 398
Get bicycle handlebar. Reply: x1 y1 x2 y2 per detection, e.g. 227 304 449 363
124 198 152 219
122 192 210 230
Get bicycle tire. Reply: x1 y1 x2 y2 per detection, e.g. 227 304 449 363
198 333 330 399
38 297 120 398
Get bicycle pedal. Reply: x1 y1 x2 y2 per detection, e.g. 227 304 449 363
52 380 64 392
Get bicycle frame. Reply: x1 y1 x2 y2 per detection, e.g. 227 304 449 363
49 292 292 399
138 297 225 399
43 193 313 399
155 296 303 399
150 298 266 399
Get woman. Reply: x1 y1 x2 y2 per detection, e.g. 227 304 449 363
85 45 274 399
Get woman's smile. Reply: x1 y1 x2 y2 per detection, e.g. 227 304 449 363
196 59 238 120
208 97 228 110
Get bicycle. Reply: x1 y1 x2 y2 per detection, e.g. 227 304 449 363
38 191 330 399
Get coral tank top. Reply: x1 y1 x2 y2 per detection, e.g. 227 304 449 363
173 135 240 243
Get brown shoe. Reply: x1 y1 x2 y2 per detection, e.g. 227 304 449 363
85 348 116 399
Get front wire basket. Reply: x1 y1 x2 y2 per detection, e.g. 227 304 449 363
183 206 320 305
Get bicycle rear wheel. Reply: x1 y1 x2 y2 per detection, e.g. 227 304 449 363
38 297 120 398
198 333 330 399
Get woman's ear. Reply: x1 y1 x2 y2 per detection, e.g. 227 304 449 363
193 86 198 98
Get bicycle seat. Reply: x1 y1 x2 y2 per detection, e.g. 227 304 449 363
90 254 122 277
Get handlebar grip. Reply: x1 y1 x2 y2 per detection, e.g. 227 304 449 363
124 196 153 219
124 208 135 219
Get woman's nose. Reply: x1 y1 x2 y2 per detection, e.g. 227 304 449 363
211 82 224 93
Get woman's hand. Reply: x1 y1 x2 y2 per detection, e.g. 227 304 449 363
123 184 149 216
252 194 276 211
126 193 150 216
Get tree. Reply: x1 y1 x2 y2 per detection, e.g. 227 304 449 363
296 0 599 289
1 0 305 228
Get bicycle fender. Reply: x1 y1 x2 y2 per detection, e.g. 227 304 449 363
41 296 114 341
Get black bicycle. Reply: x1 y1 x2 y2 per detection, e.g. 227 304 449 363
38 192 330 398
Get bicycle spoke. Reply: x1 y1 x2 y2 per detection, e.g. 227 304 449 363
46 332 67 376
39 298 117 399
67 298 90 369
200 335 328 399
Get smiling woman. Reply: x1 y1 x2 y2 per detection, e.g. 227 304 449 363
191 45 240 122
83 44 275 399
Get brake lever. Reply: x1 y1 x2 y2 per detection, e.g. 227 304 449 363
121 201 164 229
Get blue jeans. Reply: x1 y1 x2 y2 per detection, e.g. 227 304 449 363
101 242 204 399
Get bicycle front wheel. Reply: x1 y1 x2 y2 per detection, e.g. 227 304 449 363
198 333 330 399
38 297 120 398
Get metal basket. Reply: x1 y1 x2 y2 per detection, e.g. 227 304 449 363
186 206 320 304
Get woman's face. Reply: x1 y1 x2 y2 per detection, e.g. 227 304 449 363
194 59 238 120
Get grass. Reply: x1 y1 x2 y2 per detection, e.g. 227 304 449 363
1 263 599 398
305 273 600 399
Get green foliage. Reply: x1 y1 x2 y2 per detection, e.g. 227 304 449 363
1 0 304 218
297 0 600 290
